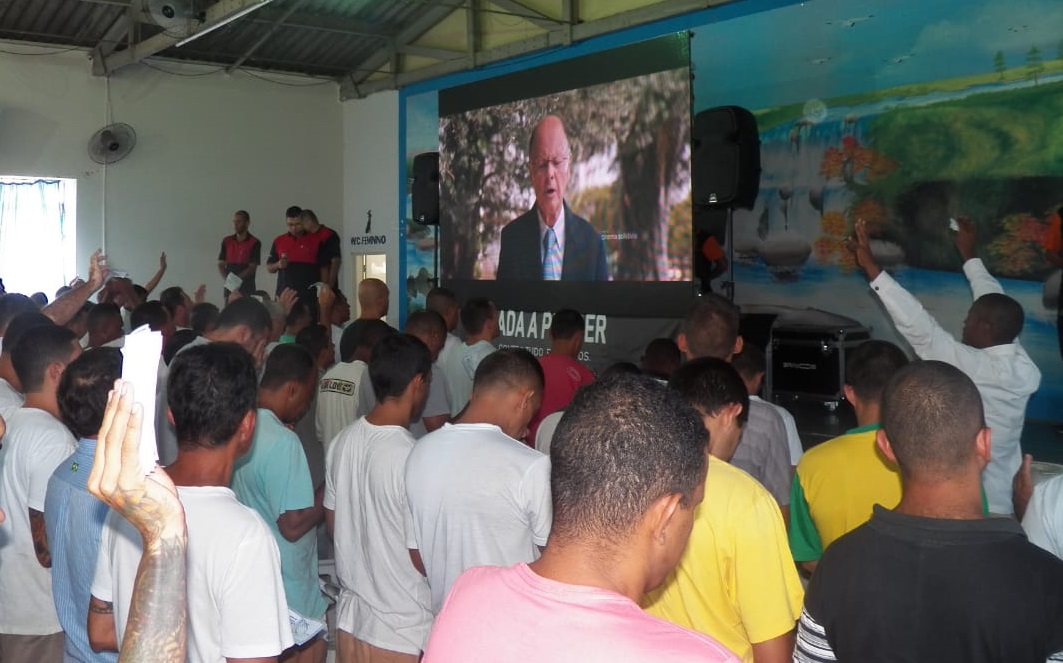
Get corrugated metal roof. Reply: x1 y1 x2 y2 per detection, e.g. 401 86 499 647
0 0 706 86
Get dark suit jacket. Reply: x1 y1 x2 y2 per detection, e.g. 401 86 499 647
496 205 609 281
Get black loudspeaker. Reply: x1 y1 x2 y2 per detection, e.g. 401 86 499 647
692 106 761 209
411 152 440 225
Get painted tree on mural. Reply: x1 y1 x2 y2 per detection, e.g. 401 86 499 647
439 69 691 281
993 50 1006 81
1026 46 1044 84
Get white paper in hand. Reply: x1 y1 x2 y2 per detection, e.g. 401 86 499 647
121 325 164 475
225 272 243 292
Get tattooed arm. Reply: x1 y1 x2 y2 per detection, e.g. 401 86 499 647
88 381 188 663
28 508 51 567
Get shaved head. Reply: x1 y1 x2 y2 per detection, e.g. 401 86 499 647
358 278 390 320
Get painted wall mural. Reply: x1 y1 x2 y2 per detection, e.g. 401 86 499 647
692 0 1063 419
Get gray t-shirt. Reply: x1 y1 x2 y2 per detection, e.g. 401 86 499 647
730 399 791 507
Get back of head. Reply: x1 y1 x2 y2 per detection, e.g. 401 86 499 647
880 360 984 480
369 333 432 401
168 343 257 448
641 338 681 378
296 323 332 359
299 209 319 226
549 308 585 341
216 297 271 338
680 294 740 359
971 293 1025 346
58 347 122 438
30 292 48 308
260 343 316 391
549 373 708 542
357 278 388 310
163 328 199 365
285 295 315 328
0 294 38 336
88 302 123 335
461 297 495 336
159 286 187 318
846 340 910 403
730 344 766 382
601 361 641 380
131 300 170 333
670 357 750 425
473 348 544 396
4 311 54 355
12 324 78 393
404 310 446 343
191 302 220 335
339 318 395 363
426 287 459 316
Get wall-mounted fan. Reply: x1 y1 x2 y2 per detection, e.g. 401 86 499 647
146 0 196 37
88 123 137 165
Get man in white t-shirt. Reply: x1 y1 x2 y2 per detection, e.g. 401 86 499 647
90 343 292 663
404 311 451 438
441 297 499 417
406 348 551 612
317 319 394 451
422 374 739 663
426 287 461 369
0 311 55 421
325 334 434 661
0 323 81 660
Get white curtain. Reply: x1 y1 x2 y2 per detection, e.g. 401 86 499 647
0 178 73 297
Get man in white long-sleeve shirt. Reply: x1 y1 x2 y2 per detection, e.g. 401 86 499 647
851 218 1041 515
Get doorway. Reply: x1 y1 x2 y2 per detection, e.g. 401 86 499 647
352 253 387 319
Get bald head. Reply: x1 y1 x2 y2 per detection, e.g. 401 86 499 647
528 115 572 223
357 278 390 320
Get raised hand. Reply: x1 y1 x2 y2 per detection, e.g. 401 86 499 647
159 253 167 272
194 284 207 304
87 382 184 540
278 288 298 315
954 216 977 262
848 219 882 280
89 250 111 290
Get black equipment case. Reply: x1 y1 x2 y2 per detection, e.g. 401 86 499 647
765 309 870 410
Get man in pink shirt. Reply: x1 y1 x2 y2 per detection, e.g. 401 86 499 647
422 374 740 663
528 308 594 443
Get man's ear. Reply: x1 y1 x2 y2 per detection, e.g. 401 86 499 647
843 384 856 405
731 335 744 358
646 492 684 545
875 428 898 464
677 333 690 359
233 409 258 455
974 426 992 467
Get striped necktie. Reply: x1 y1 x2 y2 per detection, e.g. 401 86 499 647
542 226 562 280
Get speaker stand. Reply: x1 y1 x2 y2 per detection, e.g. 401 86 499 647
722 207 736 302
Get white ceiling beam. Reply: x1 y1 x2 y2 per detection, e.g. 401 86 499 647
397 44 465 61
339 0 737 100
90 2 138 75
95 0 274 75
489 0 560 30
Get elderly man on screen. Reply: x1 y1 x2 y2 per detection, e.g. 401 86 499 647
496 115 609 281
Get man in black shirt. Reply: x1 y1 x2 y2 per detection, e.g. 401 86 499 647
795 360 1063 663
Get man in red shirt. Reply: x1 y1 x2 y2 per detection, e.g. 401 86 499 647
217 210 261 298
266 206 321 297
528 308 594 444
301 209 341 288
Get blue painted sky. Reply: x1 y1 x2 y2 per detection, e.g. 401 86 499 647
692 0 1063 110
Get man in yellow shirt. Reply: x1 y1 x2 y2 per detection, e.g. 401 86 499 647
788 340 908 573
643 358 803 663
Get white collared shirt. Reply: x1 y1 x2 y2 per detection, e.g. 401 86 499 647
538 205 566 265
869 259 1041 515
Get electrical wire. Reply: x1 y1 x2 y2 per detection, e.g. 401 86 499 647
0 45 82 56
140 60 226 76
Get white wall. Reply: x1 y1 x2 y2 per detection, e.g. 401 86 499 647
0 46 342 304
342 90 401 322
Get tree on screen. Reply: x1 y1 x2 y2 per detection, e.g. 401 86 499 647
440 68 691 281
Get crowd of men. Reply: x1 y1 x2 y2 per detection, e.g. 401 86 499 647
0 211 1062 663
